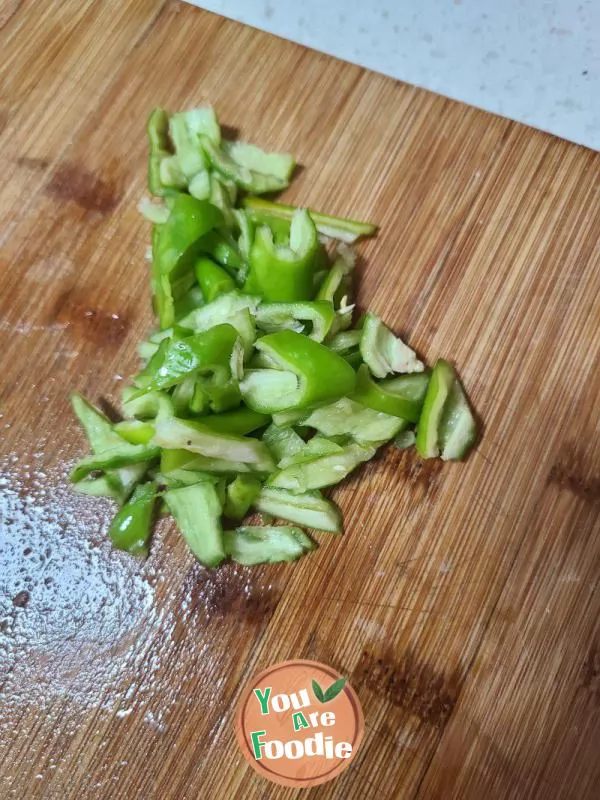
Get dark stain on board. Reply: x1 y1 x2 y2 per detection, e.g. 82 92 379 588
46 162 122 214
51 289 129 347
15 156 50 171
547 444 600 506
580 641 600 702
353 647 459 727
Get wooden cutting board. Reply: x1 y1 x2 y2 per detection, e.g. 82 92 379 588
1 1 599 798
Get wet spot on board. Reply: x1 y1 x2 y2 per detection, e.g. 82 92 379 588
380 447 444 503
51 289 129 347
547 444 600 506
15 156 50 171
580 641 599 702
0 108 8 136
353 647 459 727
170 562 282 642
46 162 122 214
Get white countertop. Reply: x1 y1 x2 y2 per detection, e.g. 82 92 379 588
187 0 600 152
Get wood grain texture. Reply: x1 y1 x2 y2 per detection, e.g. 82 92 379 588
0 2 599 798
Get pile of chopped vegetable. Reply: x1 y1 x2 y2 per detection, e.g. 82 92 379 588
69 107 477 567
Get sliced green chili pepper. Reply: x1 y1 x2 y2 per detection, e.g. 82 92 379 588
352 364 429 423
188 169 210 200
114 420 156 445
224 475 262 520
138 324 238 393
317 254 353 304
394 430 416 450
415 359 455 459
168 112 208 179
164 483 225 567
242 197 377 243
360 312 424 378
71 393 149 502
121 386 172 419
224 525 314 565
201 407 270 436
302 397 408 445
245 209 318 302
416 359 476 460
194 256 235 302
138 197 170 224
439 375 477 461
269 441 374 492
327 330 362 354
200 136 290 194
253 487 342 533
198 229 243 270
256 300 335 342
108 482 156 557
233 208 255 261
240 330 356 414
179 294 257 360
278 435 343 469
222 140 295 183
262 424 305 464
156 468 219 489
174 285 204 322
70 441 160 483
147 108 186 197
152 196 224 329
73 475 124 501
154 417 275 472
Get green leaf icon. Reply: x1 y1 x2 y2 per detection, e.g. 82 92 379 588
312 676 347 703
323 676 347 702
312 679 326 703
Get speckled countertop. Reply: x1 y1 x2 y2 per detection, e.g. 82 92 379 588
187 0 600 151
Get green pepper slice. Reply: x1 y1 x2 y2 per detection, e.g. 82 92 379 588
108 482 156 556
352 364 429 423
240 330 357 414
245 209 318 302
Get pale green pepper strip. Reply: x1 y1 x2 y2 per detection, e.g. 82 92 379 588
165 483 226 567
256 301 335 343
302 397 408 445
242 197 377 243
153 417 275 472
253 487 342 533
268 442 375 492
224 526 314 565
360 312 424 378
224 475 262 520
415 359 455 459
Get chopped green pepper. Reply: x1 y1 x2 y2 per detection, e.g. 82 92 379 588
245 209 318 302
154 416 275 472
224 525 314 565
147 108 186 196
253 487 342 533
256 300 335 342
360 312 424 378
108 482 156 556
224 475 262 519
302 397 408 445
352 364 429 423
416 359 476 460
240 330 357 414
268 441 374 492
262 424 305 464
164 483 226 567
242 197 377 243
194 256 235 302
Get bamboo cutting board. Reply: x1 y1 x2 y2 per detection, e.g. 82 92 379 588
1 1 599 798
